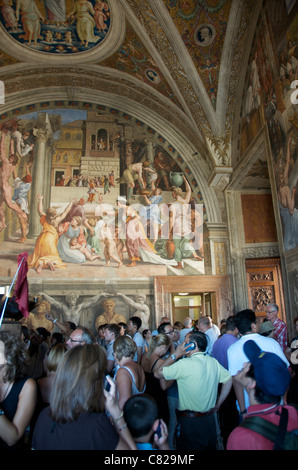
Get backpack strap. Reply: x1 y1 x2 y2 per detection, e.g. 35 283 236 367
240 408 289 450
240 416 279 442
274 407 288 450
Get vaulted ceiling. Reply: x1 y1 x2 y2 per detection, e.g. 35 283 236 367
0 0 294 210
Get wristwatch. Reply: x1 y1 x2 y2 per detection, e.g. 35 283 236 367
170 353 176 361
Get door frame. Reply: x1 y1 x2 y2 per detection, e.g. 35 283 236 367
154 275 232 328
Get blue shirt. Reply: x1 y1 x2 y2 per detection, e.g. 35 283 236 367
212 333 238 369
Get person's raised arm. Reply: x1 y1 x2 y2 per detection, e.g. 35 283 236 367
183 175 191 204
154 342 186 380
55 199 76 225
36 193 46 217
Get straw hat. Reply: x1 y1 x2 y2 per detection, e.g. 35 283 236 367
259 320 274 335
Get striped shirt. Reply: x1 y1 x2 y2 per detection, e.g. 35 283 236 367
273 317 287 351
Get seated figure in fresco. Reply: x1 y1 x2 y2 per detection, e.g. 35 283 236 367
57 216 88 263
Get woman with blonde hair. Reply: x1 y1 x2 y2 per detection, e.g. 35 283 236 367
113 335 146 410
141 334 174 424
32 344 136 450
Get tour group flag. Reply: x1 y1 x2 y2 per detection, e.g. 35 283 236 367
13 252 29 318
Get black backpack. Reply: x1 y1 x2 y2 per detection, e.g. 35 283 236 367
240 407 298 450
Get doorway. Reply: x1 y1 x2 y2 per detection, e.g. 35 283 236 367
154 275 232 329
171 292 216 324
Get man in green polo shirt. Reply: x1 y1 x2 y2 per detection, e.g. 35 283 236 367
154 330 232 450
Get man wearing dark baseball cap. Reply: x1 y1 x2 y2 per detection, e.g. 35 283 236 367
243 340 291 398
227 340 298 450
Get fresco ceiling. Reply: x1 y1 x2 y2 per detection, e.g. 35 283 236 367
0 0 264 175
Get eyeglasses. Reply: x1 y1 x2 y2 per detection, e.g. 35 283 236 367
266 310 277 313
68 338 84 343
165 330 174 335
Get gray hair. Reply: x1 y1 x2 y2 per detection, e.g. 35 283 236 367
266 303 279 312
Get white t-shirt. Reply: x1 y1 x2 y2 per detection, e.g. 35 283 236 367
227 333 289 409
205 328 218 355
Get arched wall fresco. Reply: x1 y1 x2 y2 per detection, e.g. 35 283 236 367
0 101 208 282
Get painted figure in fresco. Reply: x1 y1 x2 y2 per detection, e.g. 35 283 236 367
57 216 88 263
117 161 149 200
169 175 203 269
44 0 66 24
12 162 32 242
109 170 115 187
67 0 100 48
11 122 34 158
100 223 123 268
117 292 150 331
61 197 95 236
27 194 75 273
242 49 261 121
140 188 163 245
277 133 298 250
144 163 158 191
69 237 101 261
87 179 97 202
93 1 108 31
95 297 127 330
154 151 171 191
16 0 45 46
0 129 29 232
85 217 101 254
116 196 177 268
199 58 218 87
189 197 204 259
1 0 18 31
40 291 112 325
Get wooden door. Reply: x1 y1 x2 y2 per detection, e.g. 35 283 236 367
246 258 286 322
